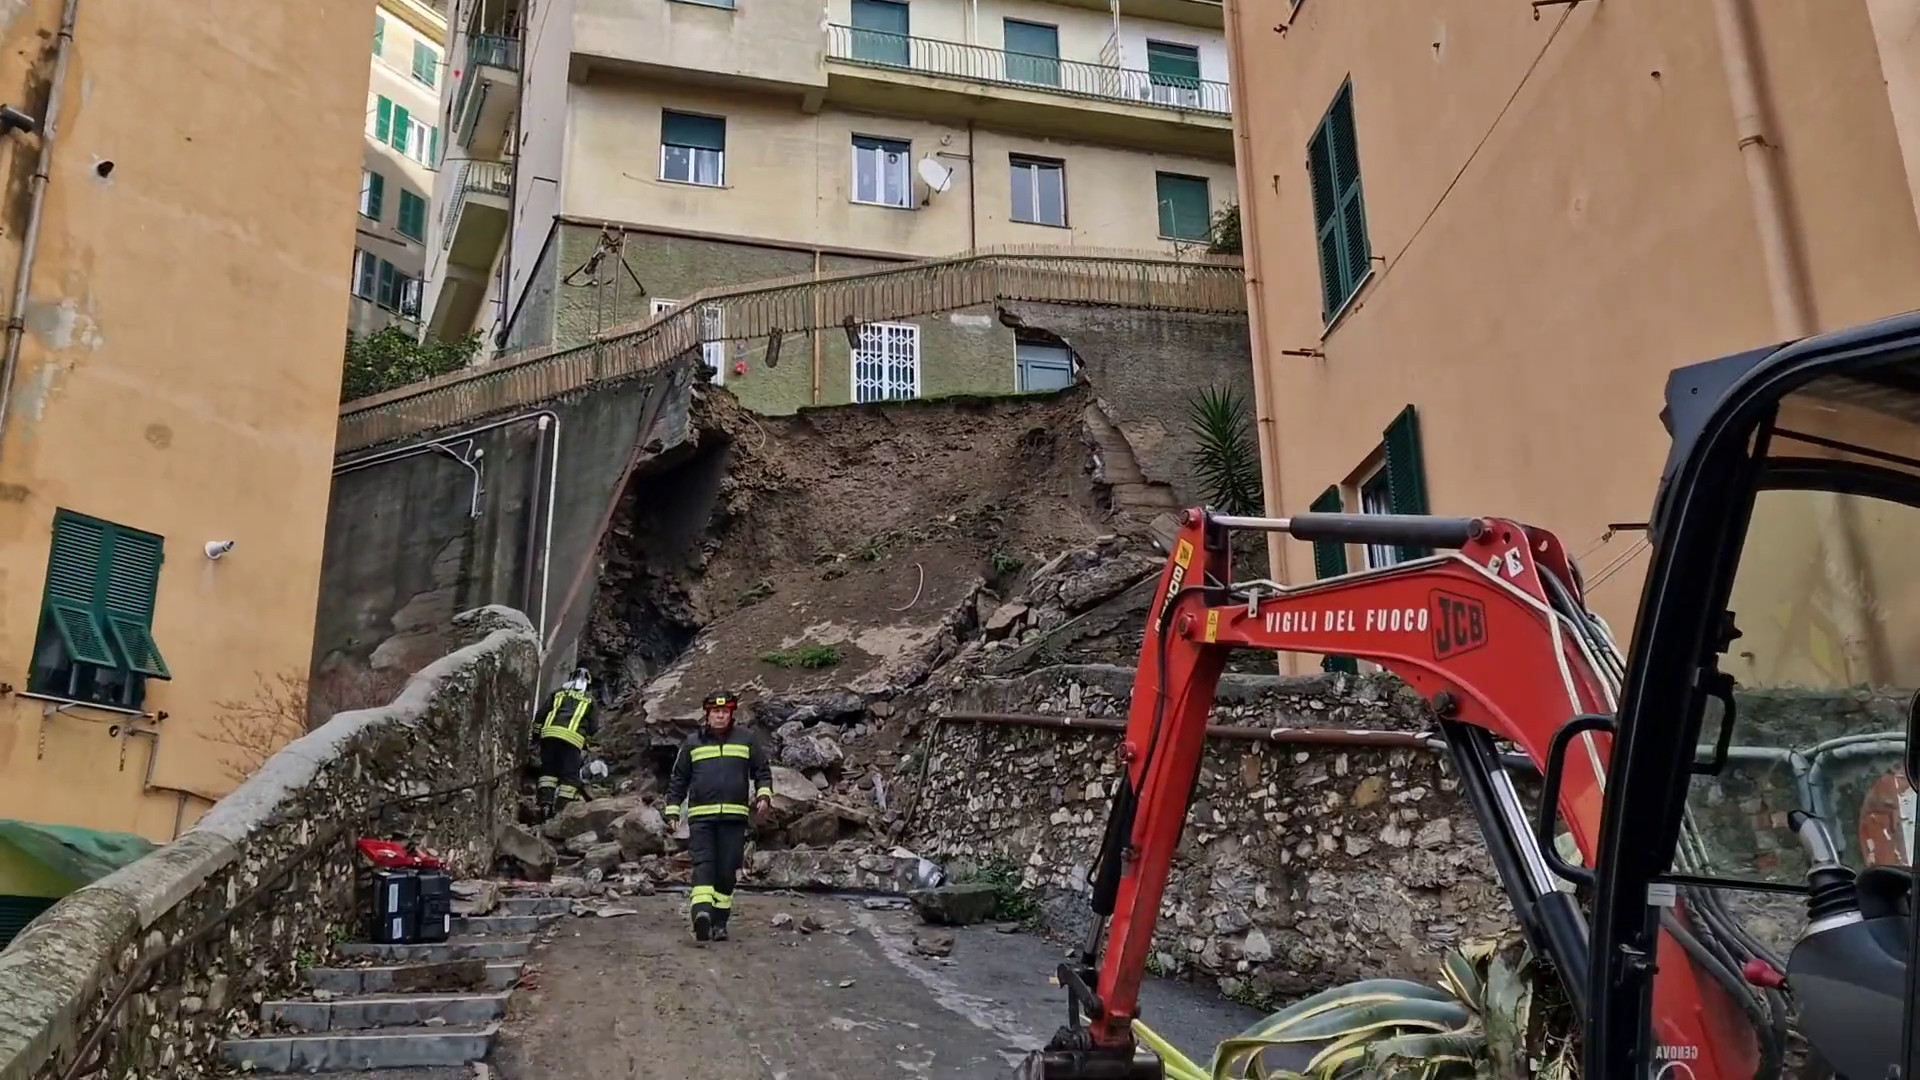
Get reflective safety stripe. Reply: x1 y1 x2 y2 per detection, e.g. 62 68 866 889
710 890 734 910
664 804 683 817
689 742 753 761
537 776 558 790
556 784 579 799
755 787 773 800
690 885 716 906
539 691 592 748
687 803 751 817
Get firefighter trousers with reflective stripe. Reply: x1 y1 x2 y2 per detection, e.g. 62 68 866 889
536 738 583 815
688 817 747 930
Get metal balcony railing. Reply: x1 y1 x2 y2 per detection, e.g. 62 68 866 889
439 160 513 250
825 25 1231 116
453 33 522 141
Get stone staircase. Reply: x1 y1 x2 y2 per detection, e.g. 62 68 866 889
222 895 566 1074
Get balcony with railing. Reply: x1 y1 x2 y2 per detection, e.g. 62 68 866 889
452 33 522 158
825 25 1230 124
441 160 512 267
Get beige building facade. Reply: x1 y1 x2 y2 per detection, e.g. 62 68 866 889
353 0 448 337
422 0 1239 412
0 0 371 839
1226 0 1920 664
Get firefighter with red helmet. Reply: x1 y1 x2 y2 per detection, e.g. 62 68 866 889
663 690 773 942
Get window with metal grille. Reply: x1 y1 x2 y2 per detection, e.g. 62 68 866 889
852 322 920 403
851 135 912 208
661 111 726 187
29 510 171 711
1308 79 1371 323
652 299 726 383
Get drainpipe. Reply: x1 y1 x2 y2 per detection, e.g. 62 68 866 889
1220 0 1292 650
810 249 823 405
966 122 978 252
0 0 81 463
1708 0 1814 339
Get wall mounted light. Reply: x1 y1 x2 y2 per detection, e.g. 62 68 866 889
204 540 236 560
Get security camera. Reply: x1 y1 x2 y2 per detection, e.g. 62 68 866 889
204 540 236 560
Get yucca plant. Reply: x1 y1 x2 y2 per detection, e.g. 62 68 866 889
1139 934 1577 1080
1186 386 1263 517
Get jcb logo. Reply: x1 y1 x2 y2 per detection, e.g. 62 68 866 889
1430 591 1488 659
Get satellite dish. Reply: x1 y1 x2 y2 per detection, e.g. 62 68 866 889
918 156 954 195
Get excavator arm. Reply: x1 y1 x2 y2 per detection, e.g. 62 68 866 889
1025 509 1759 1080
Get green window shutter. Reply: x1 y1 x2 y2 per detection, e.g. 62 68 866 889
44 513 114 667
661 111 725 151
1147 40 1200 87
391 105 412 151
413 41 437 87
375 96 393 143
1004 19 1059 85
373 14 385 56
1307 486 1357 675
366 171 385 220
850 0 910 64
851 0 909 34
1381 404 1431 561
102 526 168 679
430 126 440 167
1156 173 1209 241
0 896 56 950
1310 81 1372 321
398 191 425 240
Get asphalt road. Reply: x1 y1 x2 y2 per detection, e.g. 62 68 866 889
489 891 1262 1079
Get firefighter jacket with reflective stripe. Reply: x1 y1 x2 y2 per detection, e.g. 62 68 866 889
538 689 598 749
664 727 773 819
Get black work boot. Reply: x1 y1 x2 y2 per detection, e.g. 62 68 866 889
711 919 729 942
692 909 712 944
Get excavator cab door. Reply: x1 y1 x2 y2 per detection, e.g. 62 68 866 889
1587 312 1920 1079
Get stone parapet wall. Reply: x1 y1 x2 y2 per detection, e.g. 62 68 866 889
0 606 540 1080
901 664 1514 1005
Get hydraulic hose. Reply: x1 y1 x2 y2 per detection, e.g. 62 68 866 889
1662 908 1786 1080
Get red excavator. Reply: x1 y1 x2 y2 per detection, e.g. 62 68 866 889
1020 311 1920 1080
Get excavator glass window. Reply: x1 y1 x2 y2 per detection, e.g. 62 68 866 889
1663 368 1920 937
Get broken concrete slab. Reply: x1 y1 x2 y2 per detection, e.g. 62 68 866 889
450 913 550 936
908 883 999 927
261 992 510 1032
306 961 521 996
334 938 532 963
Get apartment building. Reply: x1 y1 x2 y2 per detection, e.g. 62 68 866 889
0 0 370 857
353 0 449 336
1228 0 1920 663
421 0 1239 413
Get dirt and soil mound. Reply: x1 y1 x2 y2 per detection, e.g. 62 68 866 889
580 385 1118 763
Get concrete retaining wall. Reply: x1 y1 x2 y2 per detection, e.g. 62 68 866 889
0 606 540 1080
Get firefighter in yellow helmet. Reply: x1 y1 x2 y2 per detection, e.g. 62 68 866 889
663 691 772 943
534 667 599 821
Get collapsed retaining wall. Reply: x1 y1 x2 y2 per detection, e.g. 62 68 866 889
902 664 1514 1004
0 606 540 1080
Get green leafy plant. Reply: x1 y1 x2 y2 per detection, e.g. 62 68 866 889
760 644 843 669
340 326 485 403
1208 203 1242 256
1140 933 1574 1080
967 856 1040 923
1186 386 1263 516
989 549 1024 576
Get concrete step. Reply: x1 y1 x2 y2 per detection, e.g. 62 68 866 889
223 1024 497 1072
263 992 510 1032
451 912 551 935
334 937 532 963
498 895 570 916
308 961 523 995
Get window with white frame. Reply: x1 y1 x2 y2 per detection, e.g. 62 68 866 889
660 111 726 187
650 298 726 383
359 169 384 220
1358 464 1396 569
352 249 420 319
403 115 434 165
851 135 912 208
1010 156 1065 227
852 322 920 402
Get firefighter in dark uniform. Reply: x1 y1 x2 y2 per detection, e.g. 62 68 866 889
664 691 772 943
535 668 599 821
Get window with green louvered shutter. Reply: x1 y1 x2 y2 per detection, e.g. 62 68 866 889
1156 172 1210 241
373 14 385 58
412 41 437 87
391 105 411 152
374 96 392 143
398 190 425 240
27 510 170 709
1308 486 1358 674
1381 404 1432 562
1308 79 1371 324
0 896 54 950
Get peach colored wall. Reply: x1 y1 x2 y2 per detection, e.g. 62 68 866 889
1228 0 1920 654
0 0 371 839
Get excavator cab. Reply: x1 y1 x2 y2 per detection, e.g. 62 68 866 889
1020 310 1920 1080
1587 312 1920 1078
